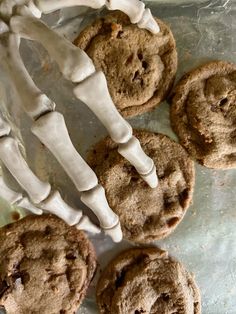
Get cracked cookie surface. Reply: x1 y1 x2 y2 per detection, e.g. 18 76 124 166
171 60 236 169
88 130 195 243
97 247 201 314
0 214 96 314
74 11 177 117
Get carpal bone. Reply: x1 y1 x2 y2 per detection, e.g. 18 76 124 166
0 137 51 204
81 185 122 242
10 14 96 82
34 0 106 13
74 71 132 144
0 0 23 20
31 111 98 192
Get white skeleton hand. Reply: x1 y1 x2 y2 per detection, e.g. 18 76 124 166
0 0 159 243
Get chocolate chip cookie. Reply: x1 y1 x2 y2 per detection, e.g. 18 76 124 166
171 60 236 169
88 130 195 243
97 247 201 314
0 214 97 314
74 11 177 117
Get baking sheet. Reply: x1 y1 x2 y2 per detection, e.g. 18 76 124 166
0 0 236 313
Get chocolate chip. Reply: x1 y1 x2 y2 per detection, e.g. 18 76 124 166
115 269 126 288
167 217 179 227
179 188 189 208
45 226 53 235
66 252 77 260
219 97 228 106
142 61 148 70
161 293 170 302
138 53 143 60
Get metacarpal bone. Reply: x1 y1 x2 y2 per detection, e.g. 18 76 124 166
31 111 98 192
76 216 101 234
0 0 24 21
106 0 145 24
0 176 23 204
40 190 83 226
10 14 96 82
74 71 132 144
0 137 51 204
17 197 43 215
81 185 122 242
138 8 160 34
34 0 106 14
2 34 55 120
118 136 158 188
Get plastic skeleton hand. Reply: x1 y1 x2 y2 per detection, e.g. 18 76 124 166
0 0 159 242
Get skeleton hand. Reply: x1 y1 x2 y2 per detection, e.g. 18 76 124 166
0 0 159 242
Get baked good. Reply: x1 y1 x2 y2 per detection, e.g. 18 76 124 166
74 11 177 117
97 247 201 314
0 214 96 314
170 60 236 169
88 130 195 243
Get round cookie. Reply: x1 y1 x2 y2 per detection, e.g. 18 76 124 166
0 214 97 314
88 130 195 243
97 247 201 314
74 11 177 118
170 60 236 169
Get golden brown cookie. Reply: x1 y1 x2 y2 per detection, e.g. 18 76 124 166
75 11 177 117
0 214 97 314
97 247 201 314
88 130 195 243
170 60 236 169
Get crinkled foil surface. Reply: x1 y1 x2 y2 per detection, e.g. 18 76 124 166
0 1 236 313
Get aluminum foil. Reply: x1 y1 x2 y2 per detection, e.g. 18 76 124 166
0 1 236 313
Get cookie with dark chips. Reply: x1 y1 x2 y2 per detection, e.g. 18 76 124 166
0 214 97 314
97 247 201 314
171 60 236 169
88 130 195 243
74 11 177 117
